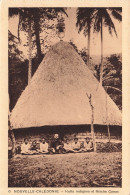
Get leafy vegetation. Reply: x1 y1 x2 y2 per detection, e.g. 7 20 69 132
94 54 122 110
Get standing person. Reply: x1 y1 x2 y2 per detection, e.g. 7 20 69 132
21 138 31 154
83 137 94 152
71 137 81 153
50 134 63 154
39 138 49 154
63 139 72 153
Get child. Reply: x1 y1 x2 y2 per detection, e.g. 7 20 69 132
63 139 72 153
30 140 39 154
71 137 81 153
39 138 49 154
83 137 94 152
21 138 30 154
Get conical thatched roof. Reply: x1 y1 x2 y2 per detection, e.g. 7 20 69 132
10 41 122 129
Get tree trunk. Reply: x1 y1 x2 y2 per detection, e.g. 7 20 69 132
8 94 15 157
86 93 96 152
28 19 32 84
87 24 90 67
100 17 103 85
9 130 16 157
18 13 20 41
33 13 42 60
8 107 15 157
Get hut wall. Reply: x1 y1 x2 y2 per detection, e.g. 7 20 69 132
9 125 122 148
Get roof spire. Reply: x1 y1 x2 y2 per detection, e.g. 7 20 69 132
56 14 65 41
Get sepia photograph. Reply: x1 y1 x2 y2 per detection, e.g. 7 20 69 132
8 7 122 188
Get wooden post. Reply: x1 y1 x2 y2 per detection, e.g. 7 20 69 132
106 90 111 142
107 125 111 143
86 93 96 151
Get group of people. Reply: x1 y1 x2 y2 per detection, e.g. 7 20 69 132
21 134 94 155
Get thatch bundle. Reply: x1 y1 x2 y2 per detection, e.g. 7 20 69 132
10 41 121 129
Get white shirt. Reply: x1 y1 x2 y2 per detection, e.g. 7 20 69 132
40 142 49 152
71 142 80 150
64 143 72 150
84 141 92 150
21 143 30 153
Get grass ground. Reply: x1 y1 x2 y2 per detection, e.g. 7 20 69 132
8 151 122 187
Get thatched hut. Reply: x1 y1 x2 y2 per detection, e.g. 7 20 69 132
10 41 122 144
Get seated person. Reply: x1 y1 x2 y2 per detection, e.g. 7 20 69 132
63 139 72 153
71 137 81 153
39 138 49 154
30 140 39 154
16 145 21 154
82 137 94 152
49 134 63 154
21 138 31 154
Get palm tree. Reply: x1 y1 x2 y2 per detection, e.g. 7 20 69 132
9 8 33 84
93 8 122 85
76 8 95 66
9 8 68 83
76 8 122 85
9 8 67 60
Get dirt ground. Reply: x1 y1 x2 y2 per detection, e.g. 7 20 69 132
8 151 122 187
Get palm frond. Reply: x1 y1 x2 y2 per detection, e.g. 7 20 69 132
76 8 95 35
93 9 102 32
103 70 117 79
110 9 122 22
103 9 117 37
9 8 20 17
109 7 122 13
104 86 122 93
54 8 68 17
103 76 115 82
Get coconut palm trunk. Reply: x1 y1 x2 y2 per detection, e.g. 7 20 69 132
87 24 90 66
28 19 32 84
33 12 42 60
17 13 20 41
100 16 103 85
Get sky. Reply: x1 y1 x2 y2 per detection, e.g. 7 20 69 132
9 8 122 58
